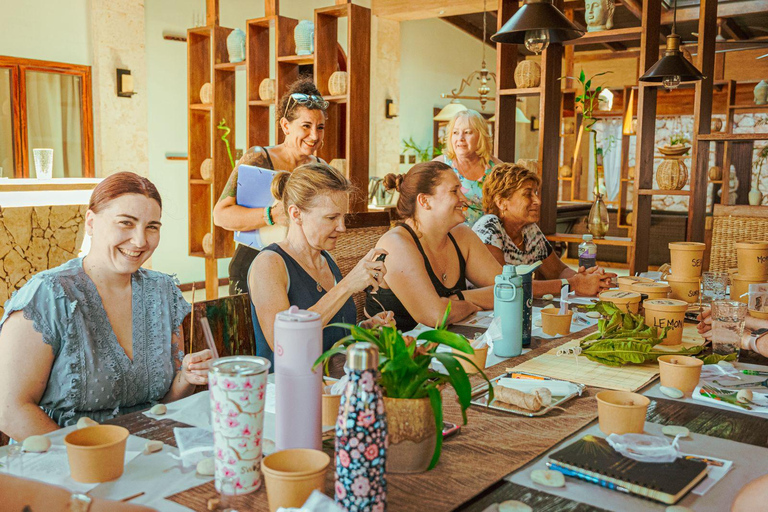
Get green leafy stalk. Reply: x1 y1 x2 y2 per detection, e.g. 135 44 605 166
217 119 235 169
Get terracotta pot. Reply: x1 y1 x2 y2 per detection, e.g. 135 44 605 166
383 396 436 474
452 345 488 374
665 274 701 303
618 276 653 292
596 391 649 435
631 281 671 300
599 290 641 313
540 309 573 336
658 355 703 397
668 242 706 278
643 298 689 346
730 273 768 303
735 241 768 279
261 449 330 512
64 425 129 483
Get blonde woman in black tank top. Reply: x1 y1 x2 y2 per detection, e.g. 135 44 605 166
367 162 503 330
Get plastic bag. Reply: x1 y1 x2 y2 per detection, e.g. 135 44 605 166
475 315 503 350
276 490 344 512
606 433 681 463
169 427 214 468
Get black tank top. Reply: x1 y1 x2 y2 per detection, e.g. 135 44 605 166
366 223 467 332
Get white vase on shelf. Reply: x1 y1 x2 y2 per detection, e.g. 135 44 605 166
749 188 763 206
754 80 768 105
294 20 314 56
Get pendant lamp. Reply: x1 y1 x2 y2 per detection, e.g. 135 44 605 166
434 101 469 121
490 0 584 54
488 107 530 124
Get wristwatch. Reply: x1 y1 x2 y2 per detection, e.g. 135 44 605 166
747 328 768 352
69 493 92 512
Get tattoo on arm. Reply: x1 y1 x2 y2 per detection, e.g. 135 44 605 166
170 335 184 373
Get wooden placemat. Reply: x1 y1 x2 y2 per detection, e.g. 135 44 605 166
167 330 600 512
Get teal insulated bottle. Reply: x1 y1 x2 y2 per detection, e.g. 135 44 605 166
493 265 524 357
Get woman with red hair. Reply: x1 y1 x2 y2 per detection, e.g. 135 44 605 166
0 172 212 441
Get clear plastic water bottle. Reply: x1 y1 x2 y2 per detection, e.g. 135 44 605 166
578 234 597 270
493 265 524 357
335 342 387 511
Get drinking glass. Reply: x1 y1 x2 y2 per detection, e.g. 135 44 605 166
711 300 747 358
3 445 23 475
33 148 53 179
702 271 729 304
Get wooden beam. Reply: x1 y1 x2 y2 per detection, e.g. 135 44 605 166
688 0 718 243
604 42 628 51
563 26 643 46
265 0 278 17
372 0 488 21
494 0 518 162
661 0 768 24
440 15 495 49
720 17 748 41
574 49 640 62
563 8 576 89
206 0 219 26
623 0 643 18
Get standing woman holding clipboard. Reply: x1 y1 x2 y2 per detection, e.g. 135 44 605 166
213 78 328 295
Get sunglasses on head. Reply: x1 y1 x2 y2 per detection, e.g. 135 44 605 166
284 93 329 118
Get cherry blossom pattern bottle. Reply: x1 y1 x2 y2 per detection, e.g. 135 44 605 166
335 342 387 512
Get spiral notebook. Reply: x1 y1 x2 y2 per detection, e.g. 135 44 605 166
548 435 708 505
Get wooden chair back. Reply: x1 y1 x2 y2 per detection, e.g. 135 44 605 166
182 293 256 358
709 205 768 273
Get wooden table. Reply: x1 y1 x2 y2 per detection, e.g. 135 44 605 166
106 323 768 511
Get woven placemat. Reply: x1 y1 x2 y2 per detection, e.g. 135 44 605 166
168 330 600 512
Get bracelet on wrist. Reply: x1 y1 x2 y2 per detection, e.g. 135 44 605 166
265 205 275 226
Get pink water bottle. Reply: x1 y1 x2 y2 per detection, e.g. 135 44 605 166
273 306 323 451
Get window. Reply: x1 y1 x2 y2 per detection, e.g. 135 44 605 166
0 56 94 178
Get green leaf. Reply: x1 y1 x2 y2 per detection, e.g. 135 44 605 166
579 69 585 82
426 386 443 470
437 302 452 330
432 353 472 422
417 329 472 353
699 352 738 365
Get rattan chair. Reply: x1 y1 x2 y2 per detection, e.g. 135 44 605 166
709 205 768 273
329 212 392 322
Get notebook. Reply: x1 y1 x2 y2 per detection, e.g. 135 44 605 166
548 435 708 505
234 164 286 249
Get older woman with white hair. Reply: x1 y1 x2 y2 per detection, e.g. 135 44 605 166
433 109 502 226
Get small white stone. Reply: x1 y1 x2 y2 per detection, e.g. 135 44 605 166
586 311 601 319
144 440 164 454
662 425 690 438
534 319 542 327
530 469 565 488
22 435 51 453
498 501 533 512
659 386 684 399
150 404 167 415
542 294 554 301
76 417 98 429
197 457 215 476
737 389 753 403
542 304 556 310
666 506 695 512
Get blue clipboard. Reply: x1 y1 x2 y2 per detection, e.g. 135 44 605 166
233 164 279 248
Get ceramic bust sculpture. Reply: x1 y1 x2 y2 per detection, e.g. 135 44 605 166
227 28 246 63
294 20 314 56
584 0 615 32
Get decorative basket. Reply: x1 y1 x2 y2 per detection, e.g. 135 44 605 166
202 233 213 255
259 78 275 101
711 118 723 132
514 61 541 88
708 165 722 181
328 71 348 96
294 20 314 56
657 158 689 190
200 82 212 105
200 158 213 180
329 159 347 175
559 165 572 178
226 28 245 63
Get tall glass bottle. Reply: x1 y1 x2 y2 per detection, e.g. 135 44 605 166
335 342 387 511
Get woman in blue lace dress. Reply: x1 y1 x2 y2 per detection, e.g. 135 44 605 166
0 172 212 440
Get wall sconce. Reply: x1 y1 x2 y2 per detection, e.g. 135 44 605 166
117 69 137 98
385 98 398 119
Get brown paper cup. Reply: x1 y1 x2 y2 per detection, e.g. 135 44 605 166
730 273 768 303
596 391 650 435
631 282 671 300
735 241 768 279
540 309 573 336
261 449 330 512
618 276 653 292
322 393 341 427
658 355 703 397
669 242 706 277
666 274 701 303
452 345 488 373
599 290 641 313
750 308 768 320
64 425 129 483
643 298 689 345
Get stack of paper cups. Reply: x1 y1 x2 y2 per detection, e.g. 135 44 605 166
732 241 768 303
666 242 705 303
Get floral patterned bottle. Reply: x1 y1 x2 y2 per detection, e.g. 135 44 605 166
335 342 387 511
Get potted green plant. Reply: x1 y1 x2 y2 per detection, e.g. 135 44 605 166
314 303 493 473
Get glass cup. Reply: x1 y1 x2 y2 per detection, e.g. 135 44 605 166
711 300 748 358
702 271 729 304
3 445 24 475
33 148 53 179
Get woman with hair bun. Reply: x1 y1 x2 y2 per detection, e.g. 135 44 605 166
365 162 503 332
0 172 212 440
248 163 393 367
214 77 329 295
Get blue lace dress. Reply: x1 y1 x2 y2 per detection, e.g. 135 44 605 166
442 155 495 226
0 258 191 427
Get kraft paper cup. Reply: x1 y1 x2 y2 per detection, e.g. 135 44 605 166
666 274 701 303
730 273 768 303
658 355 703 397
618 276 653 292
599 290 641 314
64 425 129 483
631 282 671 301
668 242 706 277
540 309 573 336
261 449 330 512
322 392 341 427
750 308 768 320
644 298 689 346
735 241 768 279
452 345 488 374
596 391 649 435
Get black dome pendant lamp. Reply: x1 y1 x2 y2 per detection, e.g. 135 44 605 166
491 0 584 54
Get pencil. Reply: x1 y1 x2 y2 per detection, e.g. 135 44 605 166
120 492 145 502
